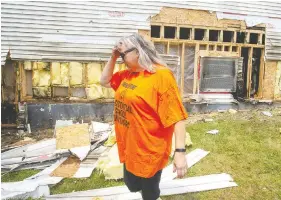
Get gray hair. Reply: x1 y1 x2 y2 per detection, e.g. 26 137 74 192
118 33 167 73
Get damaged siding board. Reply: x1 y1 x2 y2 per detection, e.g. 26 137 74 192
266 27 281 61
2 1 279 64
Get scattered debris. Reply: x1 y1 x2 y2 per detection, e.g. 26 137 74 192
51 156 81 178
207 130 219 135
228 109 238 114
262 111 273 117
203 118 214 122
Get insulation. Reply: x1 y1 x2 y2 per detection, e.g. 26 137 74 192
37 62 50 70
50 156 80 178
24 61 32 70
154 43 166 54
102 87 115 99
60 63 69 86
86 84 104 100
32 69 51 87
274 62 281 99
96 144 123 180
56 123 90 149
87 63 102 85
69 62 83 86
51 62 61 85
32 87 51 97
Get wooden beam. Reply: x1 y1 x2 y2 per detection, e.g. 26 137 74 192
15 62 19 103
233 31 237 43
167 41 170 54
160 25 164 39
181 43 185 96
245 32 250 44
191 28 195 40
193 43 200 94
219 30 223 42
258 33 263 45
151 38 265 48
20 62 27 101
258 49 265 98
247 47 253 98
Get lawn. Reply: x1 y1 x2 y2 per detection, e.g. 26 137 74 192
2 108 281 200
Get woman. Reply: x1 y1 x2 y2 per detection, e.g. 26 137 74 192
100 33 188 200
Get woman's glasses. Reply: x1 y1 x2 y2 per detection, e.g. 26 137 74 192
120 48 136 60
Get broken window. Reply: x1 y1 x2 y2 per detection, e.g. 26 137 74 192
250 33 259 44
209 30 219 41
151 25 161 38
164 26 176 39
236 32 246 43
180 27 191 39
223 31 234 42
195 29 205 40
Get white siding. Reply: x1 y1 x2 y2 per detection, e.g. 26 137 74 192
1 1 281 64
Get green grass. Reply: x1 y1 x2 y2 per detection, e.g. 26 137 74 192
2 109 281 200
1 169 40 182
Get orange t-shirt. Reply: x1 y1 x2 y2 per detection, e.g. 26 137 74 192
110 66 188 178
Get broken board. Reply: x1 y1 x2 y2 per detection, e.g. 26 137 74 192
56 124 90 149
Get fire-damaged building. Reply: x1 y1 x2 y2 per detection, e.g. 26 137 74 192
1 1 281 129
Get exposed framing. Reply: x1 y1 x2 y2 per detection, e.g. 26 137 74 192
151 24 265 100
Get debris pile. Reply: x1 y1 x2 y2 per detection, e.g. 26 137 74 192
1 120 237 200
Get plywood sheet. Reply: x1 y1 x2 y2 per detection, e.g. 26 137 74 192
56 123 90 149
50 156 81 178
69 62 83 86
263 61 277 99
87 63 102 85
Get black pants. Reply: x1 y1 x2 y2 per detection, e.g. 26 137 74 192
123 164 162 200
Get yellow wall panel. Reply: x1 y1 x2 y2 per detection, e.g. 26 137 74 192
51 62 61 85
86 84 103 100
87 63 102 85
69 62 83 86
61 63 69 86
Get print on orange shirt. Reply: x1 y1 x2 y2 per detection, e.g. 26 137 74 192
110 67 188 178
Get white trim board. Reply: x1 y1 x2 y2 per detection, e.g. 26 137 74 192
45 173 237 199
161 148 210 182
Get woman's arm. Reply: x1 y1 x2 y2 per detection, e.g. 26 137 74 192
100 47 119 88
173 120 188 178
